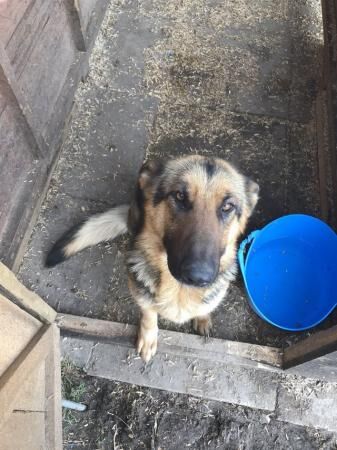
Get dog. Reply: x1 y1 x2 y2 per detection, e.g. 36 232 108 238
46 155 259 361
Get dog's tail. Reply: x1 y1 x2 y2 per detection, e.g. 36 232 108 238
45 205 129 267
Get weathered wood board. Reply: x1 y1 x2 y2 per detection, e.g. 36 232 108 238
0 0 109 268
0 263 61 449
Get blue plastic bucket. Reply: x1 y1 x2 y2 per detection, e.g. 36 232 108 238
238 214 337 331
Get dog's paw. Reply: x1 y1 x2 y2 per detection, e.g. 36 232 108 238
137 326 158 362
193 315 212 337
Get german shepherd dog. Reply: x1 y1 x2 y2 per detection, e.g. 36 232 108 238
46 155 259 361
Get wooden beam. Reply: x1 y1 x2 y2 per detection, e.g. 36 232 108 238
62 334 280 412
0 43 48 158
45 325 62 450
0 325 52 430
0 262 57 324
283 325 337 369
56 313 283 368
64 0 87 51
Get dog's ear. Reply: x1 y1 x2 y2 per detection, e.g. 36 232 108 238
245 177 259 216
128 160 166 235
138 159 165 190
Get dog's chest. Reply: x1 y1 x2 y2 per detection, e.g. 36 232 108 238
127 249 235 323
154 277 230 323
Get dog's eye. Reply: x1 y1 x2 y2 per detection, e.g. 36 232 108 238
171 190 191 211
174 191 185 202
221 200 235 215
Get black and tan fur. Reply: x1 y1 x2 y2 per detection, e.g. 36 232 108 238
46 155 259 361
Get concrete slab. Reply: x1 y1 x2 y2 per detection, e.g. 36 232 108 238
277 375 337 432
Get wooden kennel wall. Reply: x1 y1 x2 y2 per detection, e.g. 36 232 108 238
0 262 61 450
0 0 109 270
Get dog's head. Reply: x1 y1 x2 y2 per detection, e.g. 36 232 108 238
129 155 259 288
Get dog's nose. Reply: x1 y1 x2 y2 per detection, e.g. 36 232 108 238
180 261 217 287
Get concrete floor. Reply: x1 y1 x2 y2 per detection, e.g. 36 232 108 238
17 0 337 445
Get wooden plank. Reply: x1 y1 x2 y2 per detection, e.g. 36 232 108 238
0 262 57 324
14 1 77 141
62 335 279 412
0 0 31 45
45 324 62 450
13 361 46 412
0 104 37 250
8 3 109 270
0 324 52 429
64 0 87 51
3 160 48 269
43 0 109 147
5 0 52 78
0 42 48 157
0 411 46 450
57 313 283 368
0 293 42 378
283 325 337 369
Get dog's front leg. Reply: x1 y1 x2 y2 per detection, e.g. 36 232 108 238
193 314 212 337
137 306 158 362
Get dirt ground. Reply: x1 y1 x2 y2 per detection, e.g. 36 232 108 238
62 363 337 450
17 0 337 447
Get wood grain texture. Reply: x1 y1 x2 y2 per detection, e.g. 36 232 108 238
45 324 62 450
56 313 283 368
13 361 46 412
0 262 57 323
0 293 42 378
0 411 46 450
62 335 279 412
0 99 36 239
283 325 337 369
13 0 77 139
0 43 47 157
0 0 109 268
5 0 52 78
0 325 52 430
0 0 31 45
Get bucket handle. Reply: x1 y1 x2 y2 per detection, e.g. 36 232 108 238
238 230 260 281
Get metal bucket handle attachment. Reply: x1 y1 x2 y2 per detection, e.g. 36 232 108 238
238 230 260 284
